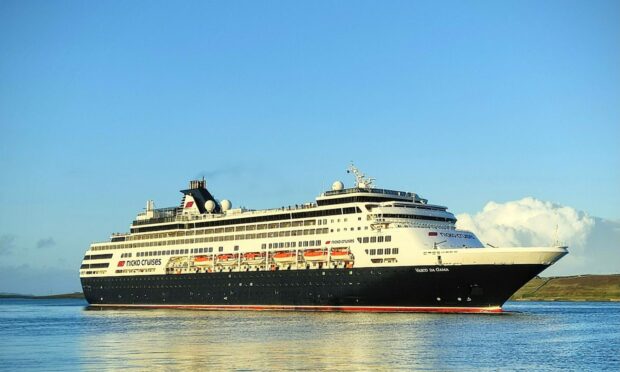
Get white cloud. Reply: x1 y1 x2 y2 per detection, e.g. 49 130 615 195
0 234 16 255
36 237 56 249
456 197 620 276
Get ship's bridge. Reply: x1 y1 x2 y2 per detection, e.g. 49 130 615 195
316 187 428 206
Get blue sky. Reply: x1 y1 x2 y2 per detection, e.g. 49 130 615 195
1 1 618 294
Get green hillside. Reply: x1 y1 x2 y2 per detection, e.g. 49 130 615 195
512 274 620 301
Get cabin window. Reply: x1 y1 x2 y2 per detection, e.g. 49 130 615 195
385 248 391 255
370 249 376 255
234 246 239 251
378 236 384 243
385 236 391 242
393 248 399 254
377 249 384 255
370 237 377 243
363 237 369 243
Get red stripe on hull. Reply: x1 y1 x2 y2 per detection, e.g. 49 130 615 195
92 304 503 314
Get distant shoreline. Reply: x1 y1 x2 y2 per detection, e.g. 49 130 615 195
2 274 619 302
0 292 85 300
511 274 620 302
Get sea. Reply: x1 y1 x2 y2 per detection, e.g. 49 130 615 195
0 299 618 371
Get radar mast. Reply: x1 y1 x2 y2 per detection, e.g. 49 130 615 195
347 163 375 189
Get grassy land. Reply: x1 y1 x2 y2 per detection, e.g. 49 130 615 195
511 274 620 301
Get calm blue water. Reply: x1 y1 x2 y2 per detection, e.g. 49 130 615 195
0 299 618 371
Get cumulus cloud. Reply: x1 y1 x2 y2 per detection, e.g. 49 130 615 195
0 234 16 255
36 237 56 249
456 197 620 276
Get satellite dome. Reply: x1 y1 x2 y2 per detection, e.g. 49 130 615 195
331 181 344 191
204 200 216 213
221 199 232 211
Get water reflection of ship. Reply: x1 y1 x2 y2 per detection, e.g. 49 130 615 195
79 309 436 370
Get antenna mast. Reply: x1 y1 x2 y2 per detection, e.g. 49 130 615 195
347 163 375 189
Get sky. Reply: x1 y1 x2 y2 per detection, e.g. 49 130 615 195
1 0 618 294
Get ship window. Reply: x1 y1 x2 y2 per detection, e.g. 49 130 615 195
370 249 376 255
234 246 239 251
268 243 272 249
378 236 384 243
219 247 223 252
385 248 391 255
303 241 309 247
292 242 296 248
357 238 362 243
377 249 384 255
279 243 284 248
385 235 391 242
317 240 321 246
261 243 266 249
370 237 377 243
235 226 246 232
363 237 369 243
393 248 399 254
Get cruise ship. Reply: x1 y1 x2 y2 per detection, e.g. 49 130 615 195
80 165 568 313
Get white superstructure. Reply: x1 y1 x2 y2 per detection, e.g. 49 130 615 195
80 165 567 280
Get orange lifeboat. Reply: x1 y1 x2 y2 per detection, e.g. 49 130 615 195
330 249 352 261
303 249 328 262
217 253 238 266
273 251 297 263
193 255 213 266
243 252 265 265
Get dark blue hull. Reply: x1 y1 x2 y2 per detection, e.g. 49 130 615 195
81 264 547 312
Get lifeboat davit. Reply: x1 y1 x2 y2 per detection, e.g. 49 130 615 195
330 249 352 261
193 255 213 266
303 249 328 262
243 252 265 265
272 251 297 263
217 254 238 266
